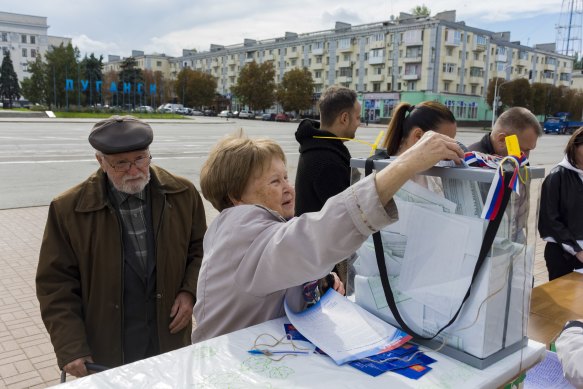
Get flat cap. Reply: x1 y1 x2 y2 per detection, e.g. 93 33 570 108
88 115 153 154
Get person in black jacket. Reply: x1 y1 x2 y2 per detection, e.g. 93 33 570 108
295 86 361 215
467 107 541 156
294 86 361 287
538 127 583 280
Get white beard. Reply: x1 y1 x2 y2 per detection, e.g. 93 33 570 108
113 170 151 194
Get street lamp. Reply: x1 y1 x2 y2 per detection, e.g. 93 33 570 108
491 64 511 129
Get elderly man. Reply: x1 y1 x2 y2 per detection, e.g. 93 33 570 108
36 116 206 377
468 106 542 157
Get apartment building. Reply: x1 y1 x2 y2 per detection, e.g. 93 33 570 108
167 10 573 122
103 50 172 75
0 11 70 82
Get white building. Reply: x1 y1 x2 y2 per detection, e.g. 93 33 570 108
0 11 70 82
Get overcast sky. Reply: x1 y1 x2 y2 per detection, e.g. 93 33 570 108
3 0 574 59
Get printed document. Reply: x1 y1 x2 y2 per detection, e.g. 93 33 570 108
284 289 411 365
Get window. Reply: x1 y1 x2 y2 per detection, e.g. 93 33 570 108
370 49 383 59
1 32 6 42
343 53 351 61
373 82 381 92
471 85 477 94
340 67 352 77
292 46 297 52
338 38 351 49
374 66 382 75
316 56 322 64
469 67 483 77
403 30 422 43
21 34 26 43
407 81 416 91
546 57 556 65
443 81 450 92
314 70 322 78
157 61 162 66
22 48 27 57
445 30 461 45
446 47 454 56
442 63 456 73
30 35 35 44
371 33 384 42
476 35 487 45
474 52 479 60
405 46 422 58
31 49 36 58
496 47 506 55
291 59 297 66
497 62 507 72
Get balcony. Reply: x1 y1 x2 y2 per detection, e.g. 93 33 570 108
369 40 385 49
469 75 483 83
496 54 507 62
404 39 423 47
337 76 353 83
442 72 456 81
312 47 324 55
369 74 384 82
287 51 299 58
444 39 460 47
262 54 274 61
402 73 420 80
402 55 422 63
516 58 529 68
312 62 324 69
337 59 353 68
473 43 486 52
369 55 385 65
245 57 255 63
338 45 353 53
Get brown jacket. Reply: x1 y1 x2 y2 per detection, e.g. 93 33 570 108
36 165 206 369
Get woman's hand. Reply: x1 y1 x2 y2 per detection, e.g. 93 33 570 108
331 272 345 296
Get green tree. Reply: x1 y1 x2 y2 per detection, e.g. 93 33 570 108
509 78 531 109
530 83 549 116
0 52 21 108
175 68 217 108
277 68 314 114
80 53 103 106
411 5 430 16
118 57 144 108
45 43 79 108
231 61 275 110
21 54 47 104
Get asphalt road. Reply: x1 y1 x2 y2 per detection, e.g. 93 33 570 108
0 117 571 223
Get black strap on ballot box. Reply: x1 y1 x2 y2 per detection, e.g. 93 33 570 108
364 156 513 341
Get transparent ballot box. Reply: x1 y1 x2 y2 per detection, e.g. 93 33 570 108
348 157 545 369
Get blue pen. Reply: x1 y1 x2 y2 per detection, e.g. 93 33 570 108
248 349 310 356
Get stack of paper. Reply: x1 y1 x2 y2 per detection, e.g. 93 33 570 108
284 289 411 365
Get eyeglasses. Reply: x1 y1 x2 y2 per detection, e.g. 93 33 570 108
104 155 152 172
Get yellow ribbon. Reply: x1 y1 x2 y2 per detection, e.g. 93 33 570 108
313 130 385 156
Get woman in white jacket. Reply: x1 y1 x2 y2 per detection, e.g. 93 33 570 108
556 320 583 388
191 131 463 343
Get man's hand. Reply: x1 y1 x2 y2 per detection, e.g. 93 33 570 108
63 356 93 378
576 251 583 264
169 291 194 334
331 272 345 296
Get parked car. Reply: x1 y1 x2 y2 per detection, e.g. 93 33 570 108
137 105 154 113
191 110 204 116
176 107 191 115
262 113 276 121
232 111 240 118
275 113 290 122
218 110 234 118
203 109 217 116
238 110 255 119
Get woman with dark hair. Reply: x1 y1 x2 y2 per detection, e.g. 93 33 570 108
382 101 457 156
538 127 583 280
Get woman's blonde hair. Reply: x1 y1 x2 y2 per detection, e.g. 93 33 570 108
200 131 286 212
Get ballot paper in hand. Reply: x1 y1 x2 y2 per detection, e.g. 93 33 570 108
284 289 411 365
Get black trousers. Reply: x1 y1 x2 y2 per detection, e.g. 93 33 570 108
544 242 583 281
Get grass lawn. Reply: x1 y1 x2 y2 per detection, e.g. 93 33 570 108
53 112 185 119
